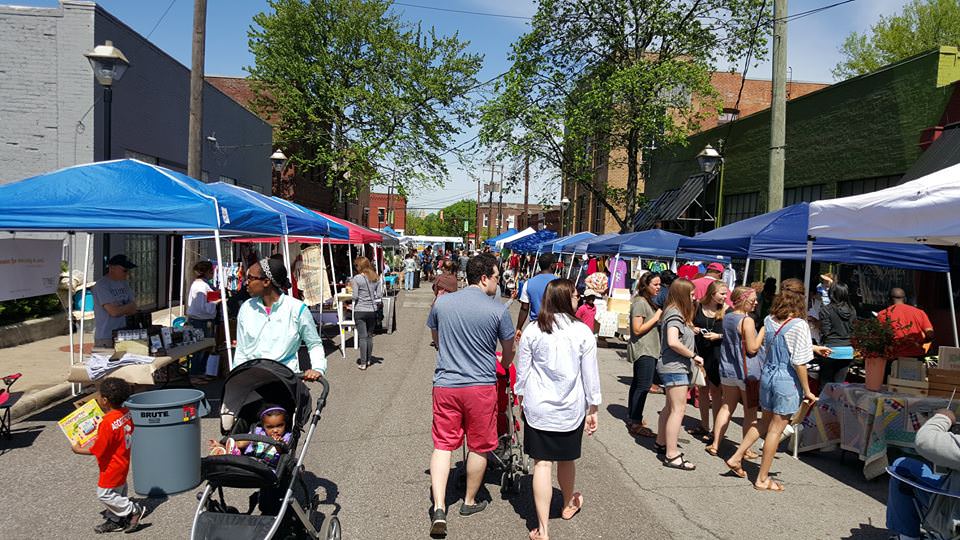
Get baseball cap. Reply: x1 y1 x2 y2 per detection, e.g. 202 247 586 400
583 289 600 298
707 262 725 273
107 254 137 269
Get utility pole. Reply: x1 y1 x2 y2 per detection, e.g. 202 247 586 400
187 0 207 180
385 171 395 228
523 154 530 229
483 161 502 240
475 177 481 249
765 0 787 280
497 185 504 235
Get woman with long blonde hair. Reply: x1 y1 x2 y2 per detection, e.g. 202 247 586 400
655 278 702 471
351 256 382 370
726 279 828 491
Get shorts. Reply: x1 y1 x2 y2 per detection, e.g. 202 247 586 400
659 372 690 388
720 377 746 390
432 385 498 453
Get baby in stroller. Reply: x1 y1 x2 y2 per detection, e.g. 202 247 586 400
208 405 292 469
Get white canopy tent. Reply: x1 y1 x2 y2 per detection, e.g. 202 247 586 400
494 227 535 249
398 235 465 246
808 163 960 245
807 167 960 345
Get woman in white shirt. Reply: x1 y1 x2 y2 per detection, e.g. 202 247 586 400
186 261 220 377
515 278 601 540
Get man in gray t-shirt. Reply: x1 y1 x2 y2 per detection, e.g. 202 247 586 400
425 253 515 535
92 255 138 348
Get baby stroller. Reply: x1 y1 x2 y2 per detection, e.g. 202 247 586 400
455 355 529 497
190 360 339 540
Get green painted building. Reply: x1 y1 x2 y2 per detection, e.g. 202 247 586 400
645 46 960 230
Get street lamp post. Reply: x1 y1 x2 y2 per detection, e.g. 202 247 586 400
697 144 724 228
85 40 129 163
270 149 288 196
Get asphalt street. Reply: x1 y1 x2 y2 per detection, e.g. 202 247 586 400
1 285 890 539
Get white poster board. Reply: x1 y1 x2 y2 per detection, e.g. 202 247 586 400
0 239 62 301
299 245 332 306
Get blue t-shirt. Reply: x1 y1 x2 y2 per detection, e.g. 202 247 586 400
520 273 559 321
427 287 515 388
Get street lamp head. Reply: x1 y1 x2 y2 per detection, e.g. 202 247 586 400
560 197 570 208
85 40 129 87
269 149 287 172
697 144 723 174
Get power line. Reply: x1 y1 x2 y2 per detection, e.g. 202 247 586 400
392 2 531 21
146 0 178 39
772 0 856 24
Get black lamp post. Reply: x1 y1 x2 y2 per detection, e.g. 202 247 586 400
270 149 287 196
559 197 570 234
85 40 129 162
697 143 724 227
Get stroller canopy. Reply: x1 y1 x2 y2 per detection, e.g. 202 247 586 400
221 360 311 433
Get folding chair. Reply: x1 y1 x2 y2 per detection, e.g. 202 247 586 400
0 373 23 439
886 460 960 540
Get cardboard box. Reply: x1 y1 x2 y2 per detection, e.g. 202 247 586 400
891 359 927 382
937 346 960 370
887 376 929 390
606 298 631 315
928 368 960 386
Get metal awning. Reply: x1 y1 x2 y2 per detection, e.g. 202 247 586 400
633 172 713 231
900 123 960 183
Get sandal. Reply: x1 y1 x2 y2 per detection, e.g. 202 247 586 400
561 492 582 520
688 425 712 442
724 459 746 478
744 449 760 460
704 446 719 457
754 479 785 492
628 424 656 438
663 453 696 471
654 442 666 455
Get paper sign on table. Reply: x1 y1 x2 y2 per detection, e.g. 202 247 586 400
58 398 104 446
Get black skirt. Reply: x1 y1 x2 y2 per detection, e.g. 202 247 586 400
524 420 585 461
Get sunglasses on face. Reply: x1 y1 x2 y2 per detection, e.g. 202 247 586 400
245 273 268 281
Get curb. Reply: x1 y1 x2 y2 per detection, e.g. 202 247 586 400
10 382 74 422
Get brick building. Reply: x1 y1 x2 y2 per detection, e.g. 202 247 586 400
561 71 828 234
478 202 559 239
365 192 407 233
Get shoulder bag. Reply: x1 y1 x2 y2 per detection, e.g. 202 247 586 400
740 316 761 408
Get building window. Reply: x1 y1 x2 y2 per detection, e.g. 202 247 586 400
377 208 386 224
483 214 489 228
784 184 825 206
575 195 588 232
836 175 900 197
722 192 760 224
718 108 739 125
591 198 604 233
362 207 370 225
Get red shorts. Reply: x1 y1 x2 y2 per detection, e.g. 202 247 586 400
432 385 498 453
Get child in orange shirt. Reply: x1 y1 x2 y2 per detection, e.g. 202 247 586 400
71 377 146 534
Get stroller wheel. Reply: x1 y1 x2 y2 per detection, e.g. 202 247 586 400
324 516 342 540
499 472 512 497
511 472 523 495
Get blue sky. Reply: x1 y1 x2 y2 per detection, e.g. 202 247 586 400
15 0 911 209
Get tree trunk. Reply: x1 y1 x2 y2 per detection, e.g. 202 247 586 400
625 128 640 233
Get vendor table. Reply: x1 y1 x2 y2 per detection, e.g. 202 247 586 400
67 339 215 385
797 383 960 479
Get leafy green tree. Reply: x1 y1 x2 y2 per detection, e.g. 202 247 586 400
833 0 960 80
479 0 767 231
405 199 476 237
247 0 483 210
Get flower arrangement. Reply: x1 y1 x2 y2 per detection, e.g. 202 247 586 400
851 316 899 359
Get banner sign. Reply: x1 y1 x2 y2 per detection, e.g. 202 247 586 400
0 239 63 301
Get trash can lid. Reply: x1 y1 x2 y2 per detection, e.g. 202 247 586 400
124 388 206 410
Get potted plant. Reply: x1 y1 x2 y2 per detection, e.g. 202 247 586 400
851 315 904 391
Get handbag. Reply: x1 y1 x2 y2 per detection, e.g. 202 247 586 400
740 317 761 408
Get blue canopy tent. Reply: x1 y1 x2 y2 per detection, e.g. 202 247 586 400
545 232 596 254
505 229 557 253
382 225 400 237
564 233 618 280
585 229 685 258
677 202 955 348
0 159 307 371
485 228 518 247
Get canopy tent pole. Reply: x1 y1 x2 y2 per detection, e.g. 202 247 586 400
167 235 175 324
78 233 91 366
947 271 959 347
566 253 575 279
742 258 751 286
281 234 292 284
532 249 540 278
317 238 324 315
213 230 234 370
179 236 187 317
575 255 585 285
803 239 814 295
327 242 339 297
67 233 74 371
